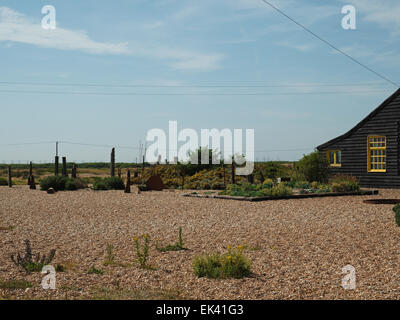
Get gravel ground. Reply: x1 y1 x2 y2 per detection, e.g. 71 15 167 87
1 185 400 300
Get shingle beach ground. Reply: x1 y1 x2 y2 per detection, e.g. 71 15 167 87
1 186 400 300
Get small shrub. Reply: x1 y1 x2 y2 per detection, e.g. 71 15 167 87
156 227 187 252
262 178 274 189
331 181 360 192
261 184 293 197
93 181 107 190
40 176 67 191
0 279 33 289
0 177 8 186
393 204 400 226
193 245 251 279
103 243 115 266
40 176 86 191
133 234 152 269
88 266 104 274
55 264 66 272
296 151 330 183
93 177 125 190
11 240 56 273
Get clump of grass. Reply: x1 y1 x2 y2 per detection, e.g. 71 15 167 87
11 240 56 273
88 266 104 275
133 234 154 269
39 176 87 191
55 264 66 272
156 227 187 252
93 177 125 191
193 245 251 279
103 243 115 266
0 177 8 186
0 279 33 290
393 204 400 226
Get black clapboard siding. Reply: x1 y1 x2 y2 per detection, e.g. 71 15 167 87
317 89 400 188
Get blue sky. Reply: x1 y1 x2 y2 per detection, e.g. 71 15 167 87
0 0 399 163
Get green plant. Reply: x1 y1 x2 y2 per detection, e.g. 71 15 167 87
261 184 293 197
88 266 104 274
296 151 330 183
331 181 360 192
103 243 115 266
0 177 7 186
11 240 56 273
133 234 152 269
93 177 125 190
193 245 251 279
393 204 400 226
156 227 187 252
55 264 66 272
40 176 86 191
0 279 33 289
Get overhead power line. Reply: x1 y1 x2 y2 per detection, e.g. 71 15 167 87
261 0 400 88
0 89 392 96
0 81 391 88
0 140 313 153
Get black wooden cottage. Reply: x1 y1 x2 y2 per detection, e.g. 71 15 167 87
317 89 400 188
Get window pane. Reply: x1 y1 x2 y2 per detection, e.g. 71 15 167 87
336 151 341 164
329 151 334 164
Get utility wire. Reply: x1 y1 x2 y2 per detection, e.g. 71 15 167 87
0 140 313 153
261 0 400 88
0 81 391 88
0 89 392 96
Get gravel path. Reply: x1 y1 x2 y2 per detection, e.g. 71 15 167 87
1 186 400 300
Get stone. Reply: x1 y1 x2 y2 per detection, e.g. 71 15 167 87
146 175 164 191
47 188 56 194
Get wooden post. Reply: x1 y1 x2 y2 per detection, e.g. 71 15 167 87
30 175 36 190
118 167 121 178
7 166 12 188
55 156 59 176
231 162 236 184
110 148 115 177
223 165 226 187
124 169 131 193
71 164 77 179
27 161 33 185
142 155 145 175
182 172 185 189
62 157 67 177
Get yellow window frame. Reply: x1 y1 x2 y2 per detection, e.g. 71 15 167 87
367 136 386 172
326 150 341 167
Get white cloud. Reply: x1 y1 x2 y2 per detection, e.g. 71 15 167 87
277 41 314 52
0 7 223 71
0 7 129 54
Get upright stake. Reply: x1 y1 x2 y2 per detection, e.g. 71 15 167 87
55 156 59 176
7 165 12 188
231 161 236 184
62 157 67 177
71 164 77 179
110 148 115 177
118 167 121 178
28 161 33 185
223 165 226 187
30 175 36 190
124 169 131 193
